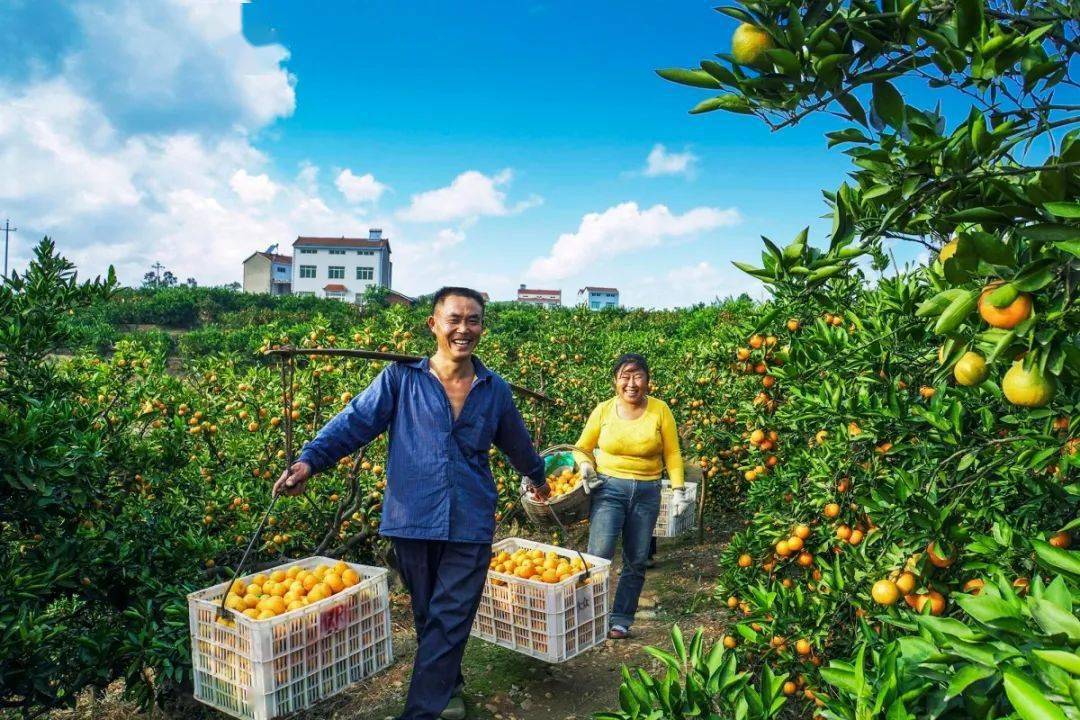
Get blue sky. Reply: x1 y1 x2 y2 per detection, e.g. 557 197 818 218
1 0 927 306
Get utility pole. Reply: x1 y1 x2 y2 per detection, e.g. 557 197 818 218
2 219 15 282
150 261 165 285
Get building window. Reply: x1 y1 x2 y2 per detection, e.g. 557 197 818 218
329 249 346 255
328 266 345 279
356 266 373 280
591 302 600 309
299 248 317 254
357 250 374 256
326 291 347 301
299 265 316 279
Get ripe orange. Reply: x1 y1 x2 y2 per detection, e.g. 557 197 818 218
848 529 864 546
835 525 852 541
775 540 792 557
795 639 812 656
926 542 954 568
1013 577 1030 595
895 572 917 595
914 591 946 616
871 579 900 605
797 551 813 567
749 334 764 349
738 554 752 568
731 23 775 67
823 503 841 519
1049 531 1071 549
722 635 737 649
737 347 751 361
793 524 810 540
962 578 985 595
782 681 797 696
787 318 801 332
1002 360 1056 407
342 568 361 587
727 596 739 609
324 573 345 593
978 282 1032 329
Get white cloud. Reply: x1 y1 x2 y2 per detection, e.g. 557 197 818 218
63 0 295 132
397 169 542 223
632 261 765 308
526 202 741 283
296 162 319 194
230 169 279 204
335 169 388 204
433 228 465 252
643 144 699 178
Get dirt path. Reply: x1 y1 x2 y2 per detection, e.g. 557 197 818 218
48 520 737 720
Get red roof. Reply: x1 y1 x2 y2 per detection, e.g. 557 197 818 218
582 286 618 292
295 236 389 249
323 284 349 292
518 288 561 296
262 252 292 264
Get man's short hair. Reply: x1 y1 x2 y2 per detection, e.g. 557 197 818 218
431 286 486 314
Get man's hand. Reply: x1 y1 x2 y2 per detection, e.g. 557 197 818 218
273 461 312 497
528 482 551 502
672 487 692 514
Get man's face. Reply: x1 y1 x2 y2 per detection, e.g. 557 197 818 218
429 295 484 359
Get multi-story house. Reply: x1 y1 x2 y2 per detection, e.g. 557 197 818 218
290 229 392 302
516 284 561 308
578 286 619 310
241 248 292 295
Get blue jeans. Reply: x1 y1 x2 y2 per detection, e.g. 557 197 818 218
587 475 661 629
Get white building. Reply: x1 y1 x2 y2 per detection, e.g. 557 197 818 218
241 249 292 295
578 286 619 310
516 284 561 307
290 230 392 302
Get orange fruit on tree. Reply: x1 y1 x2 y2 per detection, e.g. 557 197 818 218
835 524 852 541
914 590 946 616
722 635 737 649
731 23 776 67
738 553 753 568
795 639 812 656
1002 360 1056 407
953 352 988 386
749 334 764 349
787 318 801 332
797 551 813 567
824 503 841 519
787 536 804 552
783 681 797 695
871 579 900 605
1048 531 1071 549
962 578 985 595
926 542 954 568
793 524 811 540
848 529 864 546
978 281 1032 329
776 540 792 557
895 572 917 595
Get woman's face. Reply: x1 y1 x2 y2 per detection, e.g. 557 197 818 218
614 363 648 405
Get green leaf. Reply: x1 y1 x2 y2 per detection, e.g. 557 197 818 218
765 48 800 75
1033 540 1080 577
954 592 1022 623
986 282 1019 309
1030 599 1080 640
934 289 979 334
872 81 905 129
1003 667 1068 720
947 665 996 698
1012 259 1058 292
1033 650 1080 676
1055 240 1080 258
837 92 868 126
700 60 738 85
917 289 968 317
1018 223 1080 243
955 0 985 47
1045 201 1080 218
656 68 722 88
690 94 752 114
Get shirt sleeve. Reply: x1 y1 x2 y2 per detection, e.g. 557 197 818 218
573 402 603 466
493 384 546 487
659 402 685 489
297 365 399 475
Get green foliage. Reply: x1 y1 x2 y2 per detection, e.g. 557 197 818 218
594 626 789 720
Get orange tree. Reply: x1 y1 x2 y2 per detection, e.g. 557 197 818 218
636 0 1080 716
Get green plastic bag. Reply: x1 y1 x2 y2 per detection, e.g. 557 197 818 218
543 451 575 477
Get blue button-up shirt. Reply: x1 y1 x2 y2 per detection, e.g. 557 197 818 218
297 356 545 543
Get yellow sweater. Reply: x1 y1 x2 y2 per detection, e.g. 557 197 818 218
574 397 684 488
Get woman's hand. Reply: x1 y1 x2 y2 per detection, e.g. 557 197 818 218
273 461 312 496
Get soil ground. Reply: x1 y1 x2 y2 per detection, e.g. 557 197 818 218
47 518 737 720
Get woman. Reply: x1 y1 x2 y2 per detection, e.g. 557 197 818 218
575 353 688 639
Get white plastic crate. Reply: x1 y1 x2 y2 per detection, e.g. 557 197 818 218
654 481 698 538
471 538 611 663
188 556 393 720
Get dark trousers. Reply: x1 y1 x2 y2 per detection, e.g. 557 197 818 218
392 538 491 720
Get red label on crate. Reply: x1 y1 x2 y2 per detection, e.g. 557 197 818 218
319 603 348 636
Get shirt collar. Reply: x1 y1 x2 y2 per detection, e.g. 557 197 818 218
406 355 492 382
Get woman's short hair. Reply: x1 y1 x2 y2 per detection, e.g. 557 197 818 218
611 353 649 381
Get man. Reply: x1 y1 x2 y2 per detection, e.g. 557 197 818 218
273 287 549 720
